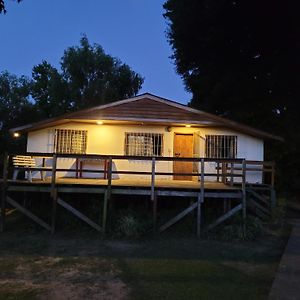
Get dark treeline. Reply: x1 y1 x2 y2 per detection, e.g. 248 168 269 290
0 0 22 14
0 36 144 153
163 0 300 193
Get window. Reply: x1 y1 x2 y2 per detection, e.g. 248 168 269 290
125 132 163 156
205 135 237 158
54 129 87 154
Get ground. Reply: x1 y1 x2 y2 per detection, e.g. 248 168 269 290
0 218 289 300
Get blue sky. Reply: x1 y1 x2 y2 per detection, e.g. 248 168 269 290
0 0 191 104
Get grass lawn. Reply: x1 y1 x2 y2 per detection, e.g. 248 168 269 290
0 214 289 300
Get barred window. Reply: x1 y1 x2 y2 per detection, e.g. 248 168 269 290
54 129 87 154
125 132 163 156
205 135 237 158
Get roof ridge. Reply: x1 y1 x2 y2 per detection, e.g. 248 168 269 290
9 92 283 142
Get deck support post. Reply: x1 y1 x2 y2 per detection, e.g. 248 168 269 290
1 153 9 232
159 202 197 233
197 158 205 238
270 188 276 213
102 156 112 236
102 190 108 235
6 196 51 231
151 157 157 232
153 192 158 233
50 154 57 234
57 197 102 232
242 159 247 236
206 203 243 231
271 162 275 188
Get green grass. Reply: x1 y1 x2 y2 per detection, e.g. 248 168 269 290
122 257 274 300
0 288 39 300
0 213 290 300
117 234 288 300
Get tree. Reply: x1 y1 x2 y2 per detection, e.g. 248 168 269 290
163 0 300 192
31 61 70 118
31 36 144 115
0 71 38 152
0 0 22 14
60 36 144 109
0 36 144 156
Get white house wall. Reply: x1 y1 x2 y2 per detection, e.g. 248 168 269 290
27 123 264 183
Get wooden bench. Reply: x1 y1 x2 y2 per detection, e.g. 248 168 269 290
12 156 50 182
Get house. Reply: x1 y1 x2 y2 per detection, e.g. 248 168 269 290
4 93 283 235
10 93 281 184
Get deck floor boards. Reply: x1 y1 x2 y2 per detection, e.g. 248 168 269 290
5 177 240 191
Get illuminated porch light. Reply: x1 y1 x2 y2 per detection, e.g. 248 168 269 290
13 132 20 138
96 121 103 125
185 124 191 128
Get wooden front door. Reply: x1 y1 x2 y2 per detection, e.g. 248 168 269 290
173 133 193 180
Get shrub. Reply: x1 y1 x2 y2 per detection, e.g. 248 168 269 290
114 210 152 238
211 215 263 241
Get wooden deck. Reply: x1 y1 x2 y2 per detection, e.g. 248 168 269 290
1 153 276 236
7 177 240 190
5 178 243 200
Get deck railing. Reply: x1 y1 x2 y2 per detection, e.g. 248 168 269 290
2 153 275 182
2 152 275 188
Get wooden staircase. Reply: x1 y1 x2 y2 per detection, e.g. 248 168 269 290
246 185 276 220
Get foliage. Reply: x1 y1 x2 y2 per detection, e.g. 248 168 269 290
270 198 287 228
31 36 144 117
114 209 152 238
0 36 143 155
163 0 300 192
0 0 22 14
210 215 263 241
0 71 39 153
31 61 70 118
60 36 144 110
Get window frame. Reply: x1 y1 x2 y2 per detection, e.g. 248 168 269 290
124 132 164 157
54 129 88 154
205 135 237 159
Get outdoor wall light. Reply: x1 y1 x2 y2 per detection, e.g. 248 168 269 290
13 132 20 138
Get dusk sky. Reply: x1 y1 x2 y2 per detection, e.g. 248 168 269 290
0 0 191 104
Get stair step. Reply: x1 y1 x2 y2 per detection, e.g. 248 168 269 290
247 202 270 220
247 188 271 206
248 199 271 216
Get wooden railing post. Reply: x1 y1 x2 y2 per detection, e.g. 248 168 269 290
230 162 234 186
271 162 275 188
197 158 205 238
242 159 247 236
102 156 112 235
222 161 226 184
51 154 57 234
151 157 157 232
1 153 9 232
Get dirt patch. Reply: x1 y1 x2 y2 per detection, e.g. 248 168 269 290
105 241 141 254
39 279 128 300
0 253 129 300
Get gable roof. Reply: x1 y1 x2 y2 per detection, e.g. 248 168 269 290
10 93 283 141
